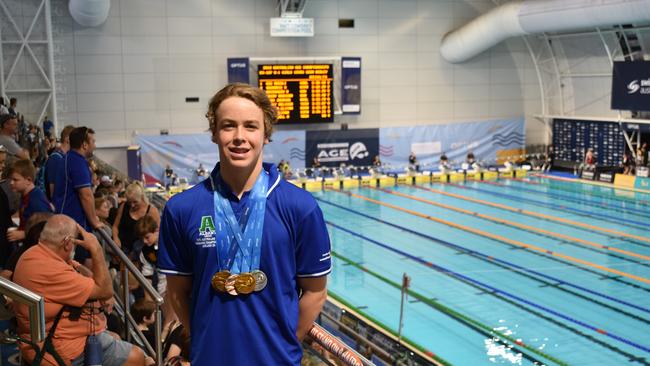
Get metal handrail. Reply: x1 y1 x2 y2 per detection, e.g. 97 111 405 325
95 228 164 366
0 276 46 343
309 324 374 366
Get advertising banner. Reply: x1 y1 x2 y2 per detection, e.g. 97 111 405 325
611 61 650 111
341 57 361 114
306 129 379 167
227 57 250 84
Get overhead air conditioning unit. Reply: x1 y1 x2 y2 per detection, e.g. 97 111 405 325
270 0 314 37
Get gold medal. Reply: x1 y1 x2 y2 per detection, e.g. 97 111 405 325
225 274 239 295
234 273 256 294
211 270 231 292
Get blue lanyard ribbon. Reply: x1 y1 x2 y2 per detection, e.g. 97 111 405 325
212 170 268 273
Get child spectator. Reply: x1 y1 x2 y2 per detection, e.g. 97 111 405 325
162 321 190 366
136 215 177 329
132 298 157 351
7 159 52 243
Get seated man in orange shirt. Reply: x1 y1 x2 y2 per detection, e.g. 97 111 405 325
13 214 149 365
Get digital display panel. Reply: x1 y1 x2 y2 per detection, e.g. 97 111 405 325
258 64 333 124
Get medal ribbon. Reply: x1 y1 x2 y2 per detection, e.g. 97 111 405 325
212 170 268 273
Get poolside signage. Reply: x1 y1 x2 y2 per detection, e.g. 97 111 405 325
611 61 650 111
580 170 595 180
306 128 379 167
598 172 614 183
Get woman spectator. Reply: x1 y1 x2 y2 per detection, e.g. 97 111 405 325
112 182 160 260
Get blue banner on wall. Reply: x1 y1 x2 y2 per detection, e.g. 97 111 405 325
264 131 307 169
341 57 361 114
227 57 250 84
136 130 306 185
306 129 378 167
136 118 524 184
611 61 650 111
379 118 524 168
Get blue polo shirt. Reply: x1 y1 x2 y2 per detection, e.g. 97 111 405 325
52 150 91 230
44 149 64 199
20 187 52 229
159 163 331 365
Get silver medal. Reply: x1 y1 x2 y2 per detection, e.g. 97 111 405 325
252 270 267 291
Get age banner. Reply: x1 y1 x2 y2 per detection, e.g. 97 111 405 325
611 61 650 111
306 128 378 167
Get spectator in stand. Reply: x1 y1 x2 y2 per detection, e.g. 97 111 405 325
372 155 381 167
0 97 8 115
95 196 112 226
636 146 645 168
42 115 54 138
583 148 596 172
0 147 15 268
44 125 75 199
623 150 634 175
439 153 451 173
52 126 104 265
312 157 321 169
113 182 160 260
136 215 176 330
0 114 29 160
408 152 418 171
132 298 157 350
541 145 554 172
13 214 150 365
7 159 53 244
8 98 17 116
162 321 190 366
1 212 52 280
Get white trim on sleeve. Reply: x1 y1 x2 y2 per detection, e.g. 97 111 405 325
297 267 332 278
159 269 193 276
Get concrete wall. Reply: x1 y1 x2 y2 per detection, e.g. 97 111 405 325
41 0 540 145
2 0 552 151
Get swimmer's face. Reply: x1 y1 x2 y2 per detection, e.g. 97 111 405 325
213 97 268 173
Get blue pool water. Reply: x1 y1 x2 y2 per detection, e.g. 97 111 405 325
318 176 650 365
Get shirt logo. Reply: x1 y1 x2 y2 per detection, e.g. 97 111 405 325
196 215 216 247
199 215 216 233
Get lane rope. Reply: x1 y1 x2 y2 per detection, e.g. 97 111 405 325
441 183 650 244
327 224 650 356
329 250 569 365
482 179 650 218
327 188 650 285
398 184 650 261
316 197 650 314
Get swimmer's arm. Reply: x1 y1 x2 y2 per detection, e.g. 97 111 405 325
167 275 192 332
296 276 328 341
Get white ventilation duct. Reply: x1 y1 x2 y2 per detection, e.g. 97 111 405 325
69 0 110 27
440 0 650 63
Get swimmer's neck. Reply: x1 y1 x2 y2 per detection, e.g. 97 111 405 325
219 161 263 199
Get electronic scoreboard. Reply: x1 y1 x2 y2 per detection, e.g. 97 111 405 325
257 64 334 124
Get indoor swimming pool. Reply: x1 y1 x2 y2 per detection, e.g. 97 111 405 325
319 176 650 365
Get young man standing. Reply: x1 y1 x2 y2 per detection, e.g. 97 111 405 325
52 127 104 264
159 83 331 365
44 124 75 199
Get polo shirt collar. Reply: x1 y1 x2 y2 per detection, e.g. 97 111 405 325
208 162 280 200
